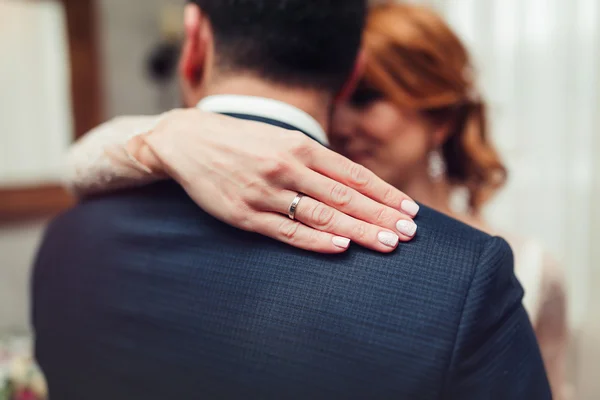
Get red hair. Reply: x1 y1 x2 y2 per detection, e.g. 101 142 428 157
363 3 507 212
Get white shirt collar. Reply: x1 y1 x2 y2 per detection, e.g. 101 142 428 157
197 95 329 145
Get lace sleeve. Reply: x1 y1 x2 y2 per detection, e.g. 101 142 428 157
65 115 163 196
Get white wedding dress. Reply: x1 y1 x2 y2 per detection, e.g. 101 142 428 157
65 115 571 399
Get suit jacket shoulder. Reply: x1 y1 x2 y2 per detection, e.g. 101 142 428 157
33 183 550 399
409 208 551 399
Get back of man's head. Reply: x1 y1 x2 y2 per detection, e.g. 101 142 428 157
189 0 367 92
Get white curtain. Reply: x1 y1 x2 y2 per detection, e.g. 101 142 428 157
406 0 600 330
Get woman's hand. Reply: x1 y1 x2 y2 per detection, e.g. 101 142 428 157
127 109 420 253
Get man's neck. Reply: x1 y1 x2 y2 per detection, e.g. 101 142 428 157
202 76 332 132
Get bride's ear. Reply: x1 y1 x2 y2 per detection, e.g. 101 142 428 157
179 4 213 106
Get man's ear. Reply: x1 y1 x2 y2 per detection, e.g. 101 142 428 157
179 4 212 106
334 49 366 104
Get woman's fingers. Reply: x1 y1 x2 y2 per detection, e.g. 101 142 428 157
250 212 351 254
306 145 420 217
256 190 401 253
290 193 400 252
291 170 417 241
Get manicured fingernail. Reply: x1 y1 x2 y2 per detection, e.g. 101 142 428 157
401 200 420 217
396 220 417 237
332 236 351 249
378 232 399 248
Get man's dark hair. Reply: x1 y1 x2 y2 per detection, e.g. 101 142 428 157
190 0 366 92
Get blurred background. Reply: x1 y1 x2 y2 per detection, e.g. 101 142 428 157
0 0 598 398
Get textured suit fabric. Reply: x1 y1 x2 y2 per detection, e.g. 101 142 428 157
32 117 550 400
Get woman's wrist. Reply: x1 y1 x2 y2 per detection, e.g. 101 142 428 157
126 109 209 179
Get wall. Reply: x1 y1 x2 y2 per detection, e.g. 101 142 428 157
0 221 46 333
98 0 181 119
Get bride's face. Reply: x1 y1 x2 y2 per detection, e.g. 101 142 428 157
330 88 434 189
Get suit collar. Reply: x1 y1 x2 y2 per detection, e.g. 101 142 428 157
196 95 329 146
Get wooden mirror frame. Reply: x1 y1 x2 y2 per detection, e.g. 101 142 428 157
0 0 102 223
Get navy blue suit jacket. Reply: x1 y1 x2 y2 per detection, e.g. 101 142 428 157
33 121 550 400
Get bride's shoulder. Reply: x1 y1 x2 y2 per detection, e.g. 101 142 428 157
451 217 562 279
497 232 566 314
498 234 561 272
495 233 564 279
